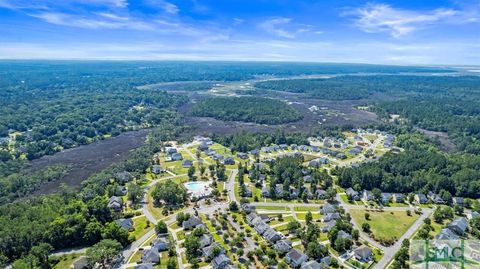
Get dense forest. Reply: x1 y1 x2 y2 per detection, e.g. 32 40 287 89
190 96 302 124
337 133 480 198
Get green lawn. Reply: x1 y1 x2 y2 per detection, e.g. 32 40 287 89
293 206 320 211
130 216 154 240
296 212 322 220
350 209 419 242
254 205 288 211
52 253 83 269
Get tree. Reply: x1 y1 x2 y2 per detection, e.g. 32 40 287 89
184 234 200 260
365 212 370 220
305 211 313 225
30 243 53 269
86 239 122 269
102 222 130 246
167 257 177 269
372 188 382 202
127 182 143 205
151 179 187 206
306 241 327 260
229 201 238 212
188 166 196 180
362 223 371 233
287 220 301 234
156 221 168 234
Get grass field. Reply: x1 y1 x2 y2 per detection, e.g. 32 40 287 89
350 209 419 242
52 253 83 269
130 216 154 240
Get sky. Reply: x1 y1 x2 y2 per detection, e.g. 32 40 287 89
0 0 479 65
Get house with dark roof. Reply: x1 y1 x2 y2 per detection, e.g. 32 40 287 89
392 193 404 203
171 152 183 161
108 196 123 211
321 220 337 233
165 147 177 154
323 213 340 222
182 216 203 230
141 248 160 264
152 237 169 251
274 239 292 254
362 190 373 202
241 185 252 197
346 188 359 200
237 152 248 159
308 160 320 168
254 221 270 235
447 217 468 236
320 203 336 214
223 157 235 165
246 213 258 225
199 233 213 248
436 228 460 240
337 230 352 240
353 245 372 262
264 228 282 244
381 193 392 204
213 154 224 161
241 203 253 213
115 218 134 231
152 165 163 174
134 264 153 269
453 197 464 206
262 186 270 197
414 194 428 204
285 249 308 268
182 160 193 168
202 242 225 258
211 254 231 269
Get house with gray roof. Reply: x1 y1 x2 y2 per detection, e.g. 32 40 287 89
392 193 404 203
115 218 134 231
286 249 308 268
453 197 464 206
414 193 428 204
362 190 373 202
320 203 336 214
152 165 163 174
254 221 270 235
199 233 213 248
108 196 123 211
323 213 340 222
182 216 203 230
274 239 292 254
202 242 225 258
346 188 359 200
447 217 468 236
71 256 88 269
152 237 169 251
301 261 322 269
337 230 352 240
211 254 231 269
264 228 282 244
436 228 459 240
182 160 193 168
141 248 160 264
353 245 372 262
321 220 337 233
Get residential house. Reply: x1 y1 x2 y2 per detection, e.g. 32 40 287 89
182 216 203 230
202 242 225 258
115 218 134 231
211 254 231 269
165 147 177 155
264 228 282 244
254 221 270 235
274 239 292 254
275 184 284 197
453 197 464 206
241 203 254 213
285 249 308 268
346 188 359 201
171 152 183 161
152 237 169 251
223 157 235 165
380 193 392 204
246 213 258 225
467 211 480 220
308 160 320 168
323 213 340 222
447 218 469 236
362 190 373 202
198 142 209 151
392 193 404 203
353 245 372 262
436 228 459 240
316 188 327 199
242 185 252 197
134 264 154 269
152 165 163 174
199 234 213 248
237 152 249 159
300 261 322 269
213 154 224 161
303 175 312 183
320 220 337 233
337 230 352 240
289 188 300 199
262 186 270 198
141 248 160 264
182 160 193 168
320 256 331 266
250 149 260 156
320 203 336 214
414 194 428 204
108 196 123 211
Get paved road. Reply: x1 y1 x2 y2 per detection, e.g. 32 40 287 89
226 169 238 203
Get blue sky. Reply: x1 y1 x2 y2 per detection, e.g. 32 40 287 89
0 0 479 64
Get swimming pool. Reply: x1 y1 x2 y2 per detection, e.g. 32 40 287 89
184 181 207 191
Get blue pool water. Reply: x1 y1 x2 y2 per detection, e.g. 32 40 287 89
185 182 206 191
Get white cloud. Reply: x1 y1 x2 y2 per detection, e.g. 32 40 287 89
259 17 296 38
344 3 458 38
